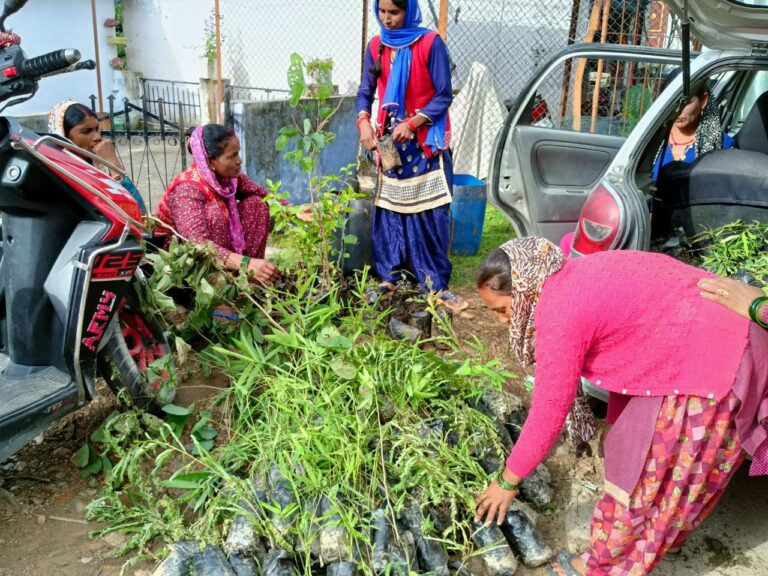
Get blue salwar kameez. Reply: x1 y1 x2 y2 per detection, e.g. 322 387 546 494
357 30 455 292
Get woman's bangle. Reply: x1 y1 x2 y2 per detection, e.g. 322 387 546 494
357 113 371 131
240 255 251 273
749 296 768 328
494 471 519 492
405 117 418 132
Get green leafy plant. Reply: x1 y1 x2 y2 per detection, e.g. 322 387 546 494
305 57 335 97
202 8 221 62
693 220 768 288
274 53 359 282
86 267 518 570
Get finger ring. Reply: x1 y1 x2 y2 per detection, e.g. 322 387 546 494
717 288 729 298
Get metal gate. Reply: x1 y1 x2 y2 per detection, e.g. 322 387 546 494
89 90 194 214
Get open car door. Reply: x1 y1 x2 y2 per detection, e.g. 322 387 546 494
489 44 685 244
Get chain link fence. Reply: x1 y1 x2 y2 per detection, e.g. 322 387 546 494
217 1 690 176
218 1 369 101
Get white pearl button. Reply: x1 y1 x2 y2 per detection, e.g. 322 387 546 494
674 389 680 395
596 380 602 386
708 393 714 399
646 390 651 396
622 389 627 394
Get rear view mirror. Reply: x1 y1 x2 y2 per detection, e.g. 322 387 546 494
0 0 28 32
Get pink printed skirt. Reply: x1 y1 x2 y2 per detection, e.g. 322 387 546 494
582 392 744 575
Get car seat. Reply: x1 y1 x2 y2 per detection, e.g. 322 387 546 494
654 91 768 238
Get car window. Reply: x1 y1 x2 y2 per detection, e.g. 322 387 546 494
725 0 768 6
730 70 768 130
529 57 679 137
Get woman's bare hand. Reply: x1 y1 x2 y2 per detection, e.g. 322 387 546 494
295 204 314 222
360 122 377 151
247 258 281 286
698 276 765 320
391 122 413 144
474 468 520 526
93 140 122 167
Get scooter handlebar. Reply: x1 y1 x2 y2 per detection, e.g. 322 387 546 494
20 48 80 78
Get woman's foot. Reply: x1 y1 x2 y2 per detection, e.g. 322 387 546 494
437 290 469 312
546 551 585 576
364 281 397 305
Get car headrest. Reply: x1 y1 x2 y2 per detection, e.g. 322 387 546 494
735 91 768 154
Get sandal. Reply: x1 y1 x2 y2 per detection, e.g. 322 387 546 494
212 305 239 323
437 290 469 312
546 551 583 576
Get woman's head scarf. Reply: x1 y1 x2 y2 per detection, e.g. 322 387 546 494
498 236 597 455
48 100 79 138
498 237 565 367
374 0 448 152
693 94 725 157
188 125 246 254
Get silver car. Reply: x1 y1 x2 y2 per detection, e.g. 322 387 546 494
489 0 768 258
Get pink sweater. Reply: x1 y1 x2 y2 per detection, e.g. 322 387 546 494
506 250 750 478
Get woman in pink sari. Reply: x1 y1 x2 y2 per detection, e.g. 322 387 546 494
156 124 280 285
473 237 768 575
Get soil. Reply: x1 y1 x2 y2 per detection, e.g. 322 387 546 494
1 290 767 576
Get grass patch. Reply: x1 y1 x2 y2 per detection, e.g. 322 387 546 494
450 206 516 290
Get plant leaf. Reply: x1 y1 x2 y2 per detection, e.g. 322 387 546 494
288 53 306 107
330 357 357 380
161 471 212 490
75 443 90 468
162 403 192 417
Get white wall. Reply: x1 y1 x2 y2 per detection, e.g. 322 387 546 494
124 0 365 95
123 0 212 82
7 0 120 116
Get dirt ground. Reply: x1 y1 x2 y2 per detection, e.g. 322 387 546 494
1 290 767 575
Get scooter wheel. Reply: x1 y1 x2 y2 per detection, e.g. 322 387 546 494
97 289 175 413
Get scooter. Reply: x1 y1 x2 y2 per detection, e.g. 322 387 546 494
0 0 174 463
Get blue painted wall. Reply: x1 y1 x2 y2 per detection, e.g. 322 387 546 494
234 96 359 204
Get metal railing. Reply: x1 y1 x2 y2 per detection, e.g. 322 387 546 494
140 78 202 126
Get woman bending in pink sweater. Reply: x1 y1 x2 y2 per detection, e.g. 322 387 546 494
473 237 768 576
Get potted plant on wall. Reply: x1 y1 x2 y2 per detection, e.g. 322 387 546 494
305 57 336 98
202 8 220 79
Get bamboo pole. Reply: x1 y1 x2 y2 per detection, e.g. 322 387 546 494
558 0 582 124
90 0 104 113
590 0 611 134
572 0 603 132
215 0 223 124
438 0 449 41
361 0 369 77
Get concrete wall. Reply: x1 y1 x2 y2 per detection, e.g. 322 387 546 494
232 96 358 204
7 0 121 117
123 0 212 82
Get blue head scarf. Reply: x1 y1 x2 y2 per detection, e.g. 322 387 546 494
375 0 447 152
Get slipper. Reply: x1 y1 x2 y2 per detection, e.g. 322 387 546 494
545 551 582 576
212 310 238 322
437 290 469 312
212 305 239 323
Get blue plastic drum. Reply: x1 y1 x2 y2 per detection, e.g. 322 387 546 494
450 174 487 256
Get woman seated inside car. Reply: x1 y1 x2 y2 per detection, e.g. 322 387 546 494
651 69 735 182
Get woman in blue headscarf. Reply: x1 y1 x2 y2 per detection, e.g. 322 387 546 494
356 0 467 311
